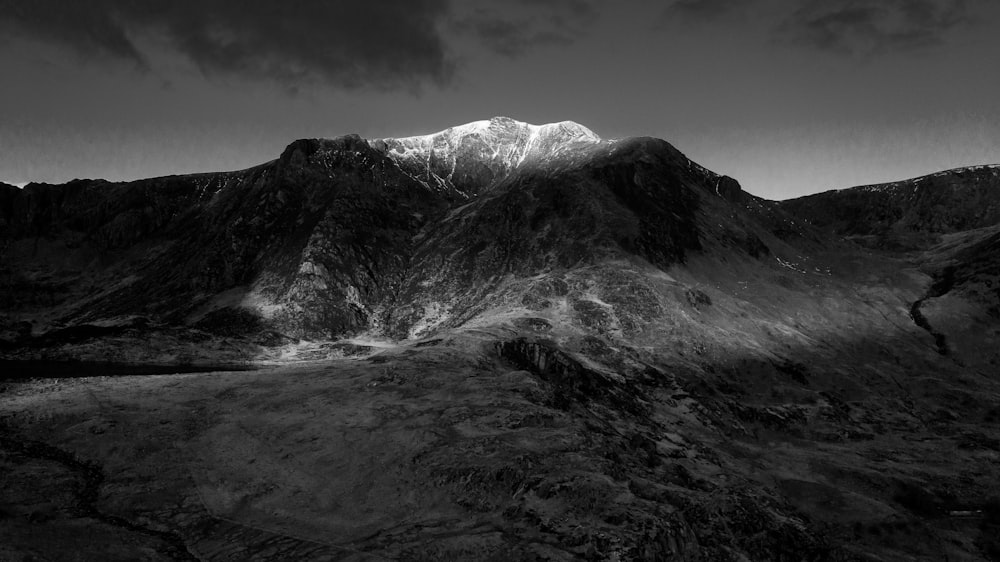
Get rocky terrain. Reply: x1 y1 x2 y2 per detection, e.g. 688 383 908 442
1 117 999 560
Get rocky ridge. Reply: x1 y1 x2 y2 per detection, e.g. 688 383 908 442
0 117 757 346
778 164 1000 247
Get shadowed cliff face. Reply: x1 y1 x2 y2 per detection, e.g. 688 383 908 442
2 118 1000 561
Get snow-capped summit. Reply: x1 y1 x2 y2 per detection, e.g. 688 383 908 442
388 116 601 152
375 117 604 196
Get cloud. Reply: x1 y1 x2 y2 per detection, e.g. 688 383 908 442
0 0 455 91
661 0 745 23
778 0 979 57
659 0 987 58
0 1 150 69
452 0 598 58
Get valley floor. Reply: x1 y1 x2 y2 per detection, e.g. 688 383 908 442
2 329 999 561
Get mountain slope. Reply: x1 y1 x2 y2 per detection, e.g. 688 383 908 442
778 165 1000 248
779 166 1000 372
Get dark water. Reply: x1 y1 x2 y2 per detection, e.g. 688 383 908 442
0 360 259 381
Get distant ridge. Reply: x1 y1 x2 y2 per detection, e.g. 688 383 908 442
779 164 1000 240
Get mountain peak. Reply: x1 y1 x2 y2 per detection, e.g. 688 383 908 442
377 117 603 196
387 116 601 146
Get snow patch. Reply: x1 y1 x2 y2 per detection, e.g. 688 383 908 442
776 257 807 274
580 292 614 308
380 116 602 188
850 163 1000 193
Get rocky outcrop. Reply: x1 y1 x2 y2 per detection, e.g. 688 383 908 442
714 175 743 202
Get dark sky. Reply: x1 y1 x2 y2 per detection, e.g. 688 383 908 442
1 0 998 199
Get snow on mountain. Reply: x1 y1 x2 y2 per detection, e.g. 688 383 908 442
848 164 1000 194
374 116 604 196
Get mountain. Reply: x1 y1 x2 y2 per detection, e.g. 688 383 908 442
778 165 1000 248
778 167 1000 372
2 118 999 561
0 117 768 353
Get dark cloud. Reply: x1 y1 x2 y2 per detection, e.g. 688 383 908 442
453 0 597 58
779 0 979 57
0 0 455 91
659 0 987 58
459 12 571 58
661 0 744 23
1 1 150 69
